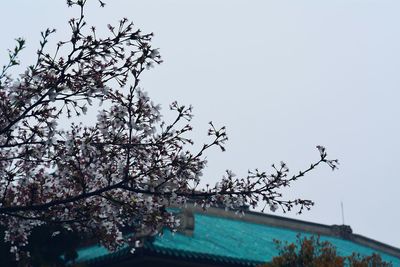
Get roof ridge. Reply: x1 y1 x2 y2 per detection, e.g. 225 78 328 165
187 206 400 259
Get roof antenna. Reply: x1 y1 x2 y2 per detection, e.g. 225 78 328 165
341 201 345 225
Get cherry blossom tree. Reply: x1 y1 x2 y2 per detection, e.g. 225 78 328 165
0 0 338 262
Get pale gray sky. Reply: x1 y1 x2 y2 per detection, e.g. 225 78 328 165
1 0 400 247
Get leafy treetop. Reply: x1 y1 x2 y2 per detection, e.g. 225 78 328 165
263 235 392 267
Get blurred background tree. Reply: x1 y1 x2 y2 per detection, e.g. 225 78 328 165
262 235 392 267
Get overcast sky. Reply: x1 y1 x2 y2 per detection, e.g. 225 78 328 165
1 0 400 248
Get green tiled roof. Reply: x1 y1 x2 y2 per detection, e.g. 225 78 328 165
73 212 400 266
